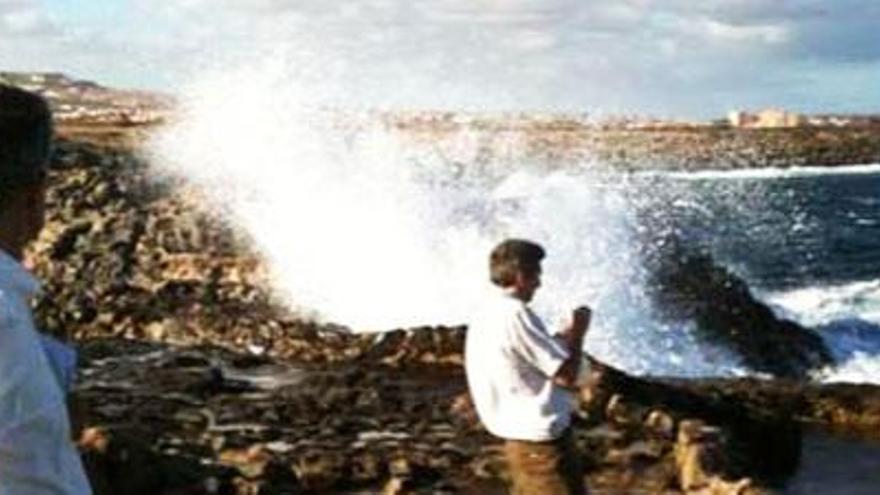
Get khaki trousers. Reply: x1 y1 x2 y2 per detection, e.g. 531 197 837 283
503 430 586 495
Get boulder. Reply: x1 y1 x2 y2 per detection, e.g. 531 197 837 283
644 234 832 378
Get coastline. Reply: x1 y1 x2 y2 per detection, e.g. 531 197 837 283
393 124 880 172
56 120 880 173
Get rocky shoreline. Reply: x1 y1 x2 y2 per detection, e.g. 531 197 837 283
393 121 880 171
6 70 880 171
26 126 880 494
72 334 880 495
582 126 880 170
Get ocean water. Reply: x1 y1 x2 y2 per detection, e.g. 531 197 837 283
633 166 880 384
644 165 880 294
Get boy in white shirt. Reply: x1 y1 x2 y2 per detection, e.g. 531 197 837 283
466 238 591 494
0 84 92 494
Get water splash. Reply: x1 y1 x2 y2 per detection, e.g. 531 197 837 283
764 280 880 327
146 57 750 377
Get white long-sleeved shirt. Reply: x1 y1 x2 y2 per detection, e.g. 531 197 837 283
0 250 91 494
465 288 573 441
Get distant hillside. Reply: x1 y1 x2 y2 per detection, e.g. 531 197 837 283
383 112 880 170
0 71 172 125
4 71 879 169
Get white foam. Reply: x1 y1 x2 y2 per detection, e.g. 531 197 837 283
763 280 880 327
637 163 880 181
816 352 880 385
776 285 880 385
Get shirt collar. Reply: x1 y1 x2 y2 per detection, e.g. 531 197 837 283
0 249 41 299
497 286 524 303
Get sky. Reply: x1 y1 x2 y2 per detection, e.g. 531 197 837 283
0 0 878 118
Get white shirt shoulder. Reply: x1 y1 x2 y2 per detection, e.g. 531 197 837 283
0 251 92 495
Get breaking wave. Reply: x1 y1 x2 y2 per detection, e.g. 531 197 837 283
640 163 880 181
764 280 880 328
765 281 880 385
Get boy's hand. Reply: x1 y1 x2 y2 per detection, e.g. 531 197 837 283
570 306 592 337
554 306 594 389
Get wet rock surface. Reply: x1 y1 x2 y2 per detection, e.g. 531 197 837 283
74 338 482 494
644 235 833 379
76 338 880 495
24 127 880 493
75 337 796 495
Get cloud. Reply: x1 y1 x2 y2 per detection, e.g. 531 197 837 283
1 0 877 116
2 9 56 36
0 0 58 37
791 17 880 63
0 0 31 8
701 19 789 44
655 0 880 62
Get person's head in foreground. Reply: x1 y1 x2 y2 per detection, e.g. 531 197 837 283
489 238 545 303
0 84 51 260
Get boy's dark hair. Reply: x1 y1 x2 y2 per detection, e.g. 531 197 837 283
0 85 52 199
489 238 545 287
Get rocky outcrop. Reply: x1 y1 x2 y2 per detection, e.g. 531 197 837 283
644 235 833 378
590 361 802 482
73 338 482 495
71 331 880 494
73 338 798 495
666 377 880 441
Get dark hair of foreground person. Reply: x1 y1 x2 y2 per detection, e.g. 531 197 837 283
489 238 546 288
0 84 52 194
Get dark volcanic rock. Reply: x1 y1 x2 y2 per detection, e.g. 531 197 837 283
666 377 880 441
582 360 802 485
645 235 833 378
74 339 826 495
73 339 483 495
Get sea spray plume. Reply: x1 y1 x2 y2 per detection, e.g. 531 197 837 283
146 66 614 332
147 66 490 330
146 59 752 376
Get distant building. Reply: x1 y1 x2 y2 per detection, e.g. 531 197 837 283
728 110 752 127
754 108 805 128
727 108 805 128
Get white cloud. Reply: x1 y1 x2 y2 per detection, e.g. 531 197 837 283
2 8 56 36
512 29 557 50
0 0 877 116
703 19 790 44
0 0 57 37
0 0 31 8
